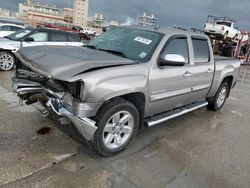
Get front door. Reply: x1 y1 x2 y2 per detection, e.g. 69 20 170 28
148 35 194 116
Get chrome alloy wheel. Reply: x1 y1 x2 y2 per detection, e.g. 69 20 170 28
102 111 134 150
217 87 227 108
0 52 14 71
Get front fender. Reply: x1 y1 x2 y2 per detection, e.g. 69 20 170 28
84 74 148 102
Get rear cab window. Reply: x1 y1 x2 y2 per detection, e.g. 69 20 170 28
50 32 68 42
192 37 210 63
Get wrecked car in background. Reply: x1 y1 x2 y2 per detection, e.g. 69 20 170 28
0 27 82 71
12 26 240 156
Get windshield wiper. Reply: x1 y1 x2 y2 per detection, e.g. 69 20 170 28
98 49 128 58
85 45 128 59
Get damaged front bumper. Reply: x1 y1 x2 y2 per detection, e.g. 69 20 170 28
12 78 98 141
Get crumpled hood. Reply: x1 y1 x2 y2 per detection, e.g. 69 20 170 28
16 45 135 80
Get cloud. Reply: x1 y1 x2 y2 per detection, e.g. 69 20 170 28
1 0 250 30
120 17 136 26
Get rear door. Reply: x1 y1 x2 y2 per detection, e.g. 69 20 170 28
149 35 195 115
48 32 82 47
66 33 83 47
188 36 214 101
48 32 69 46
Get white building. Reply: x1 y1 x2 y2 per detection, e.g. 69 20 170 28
0 8 11 17
88 13 104 29
64 8 74 24
19 1 65 25
73 0 89 27
137 12 157 27
110 20 119 26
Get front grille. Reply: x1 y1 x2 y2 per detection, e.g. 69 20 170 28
15 60 48 83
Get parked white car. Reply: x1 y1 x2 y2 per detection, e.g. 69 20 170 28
0 23 24 38
204 16 240 40
0 27 83 71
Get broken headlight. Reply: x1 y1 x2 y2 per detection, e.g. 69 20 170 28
61 81 85 101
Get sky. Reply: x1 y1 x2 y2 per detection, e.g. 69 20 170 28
0 0 250 30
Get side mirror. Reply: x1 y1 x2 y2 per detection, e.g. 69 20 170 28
24 37 34 42
158 54 186 66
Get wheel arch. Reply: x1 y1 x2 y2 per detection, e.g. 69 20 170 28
119 92 146 129
96 92 146 129
221 75 233 97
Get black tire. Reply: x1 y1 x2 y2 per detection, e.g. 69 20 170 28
91 98 139 156
207 82 229 111
0 51 15 71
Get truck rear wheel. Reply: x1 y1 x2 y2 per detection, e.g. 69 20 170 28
207 82 229 111
92 98 139 156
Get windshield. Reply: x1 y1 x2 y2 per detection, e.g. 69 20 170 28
87 28 164 62
6 29 32 41
216 21 232 27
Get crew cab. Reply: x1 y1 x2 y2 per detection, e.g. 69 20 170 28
12 26 241 156
204 15 240 40
0 27 83 71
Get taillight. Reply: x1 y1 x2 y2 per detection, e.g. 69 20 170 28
221 26 225 31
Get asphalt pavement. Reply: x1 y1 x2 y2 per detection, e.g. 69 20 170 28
0 66 250 188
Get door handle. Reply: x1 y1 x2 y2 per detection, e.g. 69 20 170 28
206 68 213 73
183 71 192 77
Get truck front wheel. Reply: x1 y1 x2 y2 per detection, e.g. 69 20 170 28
92 98 139 156
207 82 229 111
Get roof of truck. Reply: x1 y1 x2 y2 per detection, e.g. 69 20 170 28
115 26 208 38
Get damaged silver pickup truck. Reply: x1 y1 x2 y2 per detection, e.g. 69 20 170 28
12 26 241 156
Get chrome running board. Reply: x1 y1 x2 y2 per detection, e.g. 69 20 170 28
146 101 208 127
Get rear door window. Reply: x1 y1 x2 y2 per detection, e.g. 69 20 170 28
10 26 22 31
67 34 81 42
50 32 68 42
192 38 210 63
0 25 10 31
